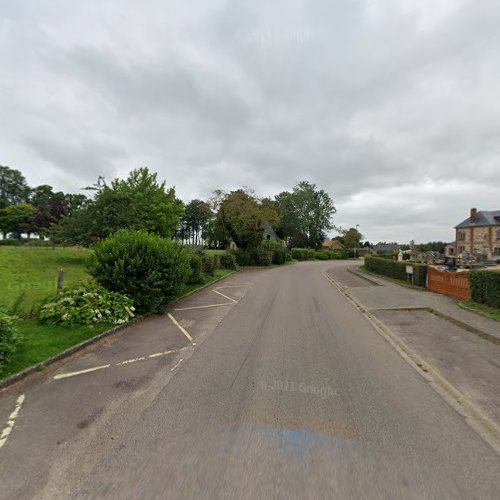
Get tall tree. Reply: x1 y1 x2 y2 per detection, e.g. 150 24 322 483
216 189 279 249
0 203 36 239
183 199 213 245
53 167 183 245
342 227 363 251
0 166 30 209
275 181 336 249
29 185 69 238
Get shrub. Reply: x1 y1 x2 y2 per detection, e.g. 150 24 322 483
315 251 330 260
469 270 500 309
291 248 316 261
249 247 273 266
39 283 135 326
188 253 204 284
0 306 18 374
328 250 348 260
199 251 219 276
261 240 287 265
365 255 427 287
219 251 238 270
0 238 21 246
88 229 190 312
229 248 251 266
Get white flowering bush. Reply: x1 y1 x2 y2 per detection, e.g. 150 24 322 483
39 284 135 326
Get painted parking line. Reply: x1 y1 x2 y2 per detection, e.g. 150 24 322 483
170 359 183 372
212 289 237 303
0 394 25 450
52 347 193 381
174 303 233 312
167 313 193 342
54 364 111 380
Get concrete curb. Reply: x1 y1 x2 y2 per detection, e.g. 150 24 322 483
322 269 500 455
347 267 382 286
0 269 240 392
457 301 500 324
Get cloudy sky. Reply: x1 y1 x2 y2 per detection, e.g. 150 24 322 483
1 0 499 243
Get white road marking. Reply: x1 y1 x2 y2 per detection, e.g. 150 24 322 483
212 289 237 303
54 364 111 380
0 394 26 449
215 284 250 288
167 313 193 342
116 356 146 366
53 349 184 380
170 359 184 372
174 303 233 311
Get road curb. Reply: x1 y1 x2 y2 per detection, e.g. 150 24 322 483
322 270 500 455
457 301 500 324
0 269 240 392
347 267 382 286
0 314 152 392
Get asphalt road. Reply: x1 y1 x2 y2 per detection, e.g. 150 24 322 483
1 261 500 499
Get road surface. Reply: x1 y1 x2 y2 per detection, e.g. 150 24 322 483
0 261 499 499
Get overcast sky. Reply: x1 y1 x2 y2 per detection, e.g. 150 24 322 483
1 0 499 243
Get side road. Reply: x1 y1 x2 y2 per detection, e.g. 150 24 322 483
327 261 500 439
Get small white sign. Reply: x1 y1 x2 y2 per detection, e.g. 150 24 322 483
406 265 414 275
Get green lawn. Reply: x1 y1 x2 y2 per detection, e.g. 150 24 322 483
0 246 91 317
204 249 226 256
460 300 500 321
1 321 110 379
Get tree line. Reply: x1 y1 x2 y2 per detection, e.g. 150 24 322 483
0 165 337 250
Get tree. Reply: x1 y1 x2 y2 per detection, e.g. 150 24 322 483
275 181 336 249
216 189 279 249
342 227 363 251
53 167 183 245
29 185 69 238
0 166 30 209
0 203 36 239
182 199 213 245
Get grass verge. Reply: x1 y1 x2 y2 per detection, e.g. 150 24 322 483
2 321 111 379
459 300 500 321
0 246 91 317
1 268 236 381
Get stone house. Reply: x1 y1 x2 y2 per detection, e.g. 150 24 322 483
455 208 500 260
444 242 456 258
321 239 344 251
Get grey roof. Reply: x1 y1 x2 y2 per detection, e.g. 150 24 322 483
455 210 500 229
374 243 400 252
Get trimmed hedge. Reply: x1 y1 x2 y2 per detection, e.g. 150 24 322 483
88 229 190 312
187 253 204 284
261 240 287 265
291 248 316 261
219 251 238 270
365 255 427 287
0 306 18 374
469 270 500 309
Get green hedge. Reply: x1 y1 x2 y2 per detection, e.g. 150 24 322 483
291 248 316 261
469 270 500 309
0 306 18 374
365 256 427 287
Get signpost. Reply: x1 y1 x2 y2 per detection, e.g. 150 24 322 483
405 264 414 285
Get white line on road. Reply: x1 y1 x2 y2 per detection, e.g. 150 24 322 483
54 364 111 380
174 303 233 311
212 289 237 303
167 313 193 342
170 359 184 372
0 394 26 450
116 356 146 366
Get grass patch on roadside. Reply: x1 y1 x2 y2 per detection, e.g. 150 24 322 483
0 247 91 317
1 321 110 380
204 249 226 257
1 268 236 381
459 300 500 321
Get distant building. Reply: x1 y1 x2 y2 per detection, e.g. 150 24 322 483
444 242 456 258
262 222 278 241
373 242 400 254
455 208 500 259
322 239 344 251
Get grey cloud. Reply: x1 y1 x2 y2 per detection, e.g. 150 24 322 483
0 0 499 242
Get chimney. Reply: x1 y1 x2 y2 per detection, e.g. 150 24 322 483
470 207 477 222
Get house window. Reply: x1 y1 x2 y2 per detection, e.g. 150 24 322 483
496 229 500 241
459 246 466 253
458 231 466 241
